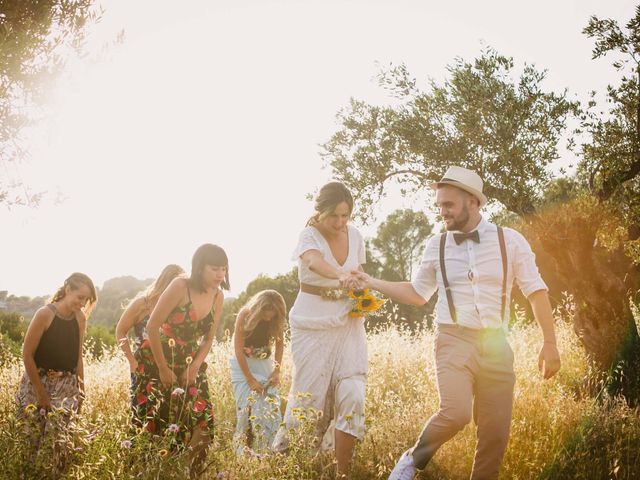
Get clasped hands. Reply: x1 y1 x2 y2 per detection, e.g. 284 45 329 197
338 271 372 291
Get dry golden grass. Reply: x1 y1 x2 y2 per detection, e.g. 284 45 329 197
1 318 639 479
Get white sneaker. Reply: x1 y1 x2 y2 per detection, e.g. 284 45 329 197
388 450 417 480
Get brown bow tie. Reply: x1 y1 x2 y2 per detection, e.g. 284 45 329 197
453 230 480 245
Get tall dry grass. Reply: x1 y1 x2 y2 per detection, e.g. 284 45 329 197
1 317 639 479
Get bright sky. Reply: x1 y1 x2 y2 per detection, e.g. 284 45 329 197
0 0 633 298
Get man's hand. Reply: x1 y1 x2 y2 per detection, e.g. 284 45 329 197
339 272 365 290
538 342 561 379
348 271 373 290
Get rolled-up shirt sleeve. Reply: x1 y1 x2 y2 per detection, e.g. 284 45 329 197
510 229 548 297
411 235 439 302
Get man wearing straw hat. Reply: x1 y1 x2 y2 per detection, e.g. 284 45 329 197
352 166 561 479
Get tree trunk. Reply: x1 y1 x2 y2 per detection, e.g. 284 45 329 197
526 200 640 405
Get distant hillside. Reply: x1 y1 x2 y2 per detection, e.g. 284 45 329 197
1 278 237 334
0 290 48 320
0 276 153 329
89 276 154 328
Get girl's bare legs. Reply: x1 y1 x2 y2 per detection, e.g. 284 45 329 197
188 427 210 478
335 429 356 478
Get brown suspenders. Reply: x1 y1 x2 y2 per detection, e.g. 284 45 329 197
439 232 458 324
497 226 507 322
439 226 508 324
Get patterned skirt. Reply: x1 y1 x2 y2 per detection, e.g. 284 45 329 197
15 371 80 415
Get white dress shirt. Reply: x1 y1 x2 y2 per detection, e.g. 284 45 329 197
411 217 547 329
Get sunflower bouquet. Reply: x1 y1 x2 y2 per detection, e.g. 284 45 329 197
347 289 386 317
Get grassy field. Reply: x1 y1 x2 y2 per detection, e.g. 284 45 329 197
1 318 639 479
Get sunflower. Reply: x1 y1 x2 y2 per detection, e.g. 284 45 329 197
349 290 386 317
348 289 369 300
358 293 385 311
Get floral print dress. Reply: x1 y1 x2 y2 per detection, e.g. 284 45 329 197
132 290 216 445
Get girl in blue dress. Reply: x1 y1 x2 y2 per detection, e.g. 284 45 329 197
230 289 286 455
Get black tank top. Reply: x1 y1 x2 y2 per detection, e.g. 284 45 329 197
244 320 271 349
33 306 80 372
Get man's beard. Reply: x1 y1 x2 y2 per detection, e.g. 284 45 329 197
445 205 470 231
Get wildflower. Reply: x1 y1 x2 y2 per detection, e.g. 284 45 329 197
167 423 180 433
171 387 185 397
121 439 132 449
188 386 199 397
217 472 227 479
193 398 207 413
24 404 36 414
185 356 193 365
168 338 176 348
249 415 257 421
39 408 47 416
158 448 168 457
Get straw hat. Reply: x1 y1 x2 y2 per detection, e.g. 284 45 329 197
430 166 488 207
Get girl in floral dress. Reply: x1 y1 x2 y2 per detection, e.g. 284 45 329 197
115 264 184 412
132 244 227 471
230 289 286 455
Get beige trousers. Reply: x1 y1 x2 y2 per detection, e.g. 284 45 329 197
411 324 515 480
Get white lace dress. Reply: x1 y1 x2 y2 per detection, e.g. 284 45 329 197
273 224 368 451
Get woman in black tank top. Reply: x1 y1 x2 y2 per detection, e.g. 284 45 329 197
16 273 97 465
